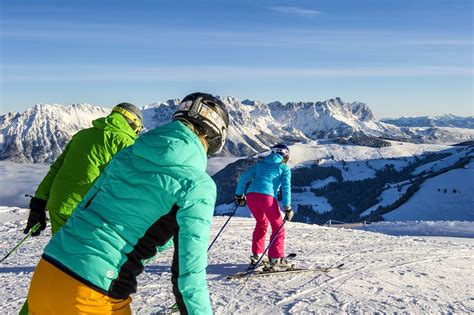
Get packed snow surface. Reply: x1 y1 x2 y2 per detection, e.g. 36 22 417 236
355 221 474 238
1 208 473 314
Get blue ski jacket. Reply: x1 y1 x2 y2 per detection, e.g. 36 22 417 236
42 121 215 315
235 153 291 207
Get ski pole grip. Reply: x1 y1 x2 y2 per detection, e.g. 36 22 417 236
30 222 42 234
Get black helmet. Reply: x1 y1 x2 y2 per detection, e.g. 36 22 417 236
271 143 290 159
172 92 229 155
112 102 143 135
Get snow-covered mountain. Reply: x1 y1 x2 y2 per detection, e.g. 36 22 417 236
0 104 109 163
400 126 474 145
141 97 308 156
383 114 474 129
1 98 473 163
268 97 401 139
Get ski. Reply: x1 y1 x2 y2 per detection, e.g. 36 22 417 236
227 263 344 280
231 253 297 278
250 252 296 270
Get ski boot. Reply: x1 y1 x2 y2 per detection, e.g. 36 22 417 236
264 257 296 272
247 254 269 271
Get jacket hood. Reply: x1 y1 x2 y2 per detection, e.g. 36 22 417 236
131 121 207 170
92 112 137 139
263 152 284 164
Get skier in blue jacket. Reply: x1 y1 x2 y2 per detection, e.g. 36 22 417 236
234 144 293 270
26 93 229 315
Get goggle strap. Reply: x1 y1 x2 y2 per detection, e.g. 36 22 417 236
113 107 143 133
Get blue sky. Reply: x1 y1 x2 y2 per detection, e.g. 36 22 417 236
1 0 473 118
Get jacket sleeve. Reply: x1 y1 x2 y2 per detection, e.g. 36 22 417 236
281 165 292 207
172 178 215 315
234 166 256 196
34 140 72 201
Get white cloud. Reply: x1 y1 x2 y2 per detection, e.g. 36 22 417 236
2 64 472 82
270 6 321 17
2 19 472 49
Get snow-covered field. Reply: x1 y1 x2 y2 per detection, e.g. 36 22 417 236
384 160 474 221
1 207 473 314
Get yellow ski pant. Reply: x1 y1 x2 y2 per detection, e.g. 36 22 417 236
28 259 132 314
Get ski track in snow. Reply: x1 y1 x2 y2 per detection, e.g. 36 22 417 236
1 209 473 314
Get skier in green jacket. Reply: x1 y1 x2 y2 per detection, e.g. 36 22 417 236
27 92 229 314
23 102 143 236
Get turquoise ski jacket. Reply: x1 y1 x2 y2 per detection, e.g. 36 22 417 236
43 121 216 315
235 153 292 207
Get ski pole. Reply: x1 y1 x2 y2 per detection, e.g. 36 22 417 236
0 222 41 263
208 203 240 252
238 218 287 293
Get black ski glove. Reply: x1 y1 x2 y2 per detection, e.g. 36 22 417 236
235 194 246 206
284 206 294 221
24 197 47 236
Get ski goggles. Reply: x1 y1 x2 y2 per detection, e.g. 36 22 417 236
177 99 227 137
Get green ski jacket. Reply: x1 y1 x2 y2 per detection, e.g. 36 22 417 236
35 112 137 233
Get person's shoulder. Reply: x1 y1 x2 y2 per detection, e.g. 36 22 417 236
195 171 216 193
182 171 216 202
280 163 291 172
196 171 216 188
71 125 100 139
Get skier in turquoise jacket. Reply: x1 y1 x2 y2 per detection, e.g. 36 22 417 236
235 144 293 270
26 93 230 315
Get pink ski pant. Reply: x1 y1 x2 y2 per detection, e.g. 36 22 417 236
246 192 285 258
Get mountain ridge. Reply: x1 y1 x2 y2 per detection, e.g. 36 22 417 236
1 98 473 163
382 114 474 129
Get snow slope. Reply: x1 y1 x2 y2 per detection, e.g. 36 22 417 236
287 140 451 171
383 160 474 221
360 184 410 217
0 209 473 314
